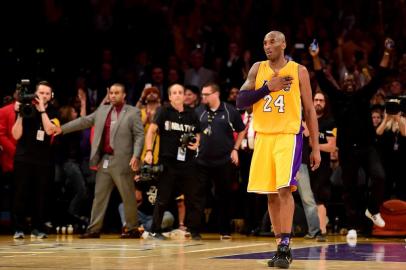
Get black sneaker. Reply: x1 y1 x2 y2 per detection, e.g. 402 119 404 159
149 232 168 240
274 245 292 269
267 252 278 267
191 232 202 240
316 233 327 242
120 228 141 239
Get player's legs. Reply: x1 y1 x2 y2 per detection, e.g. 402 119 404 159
247 133 276 193
273 133 302 268
267 193 281 239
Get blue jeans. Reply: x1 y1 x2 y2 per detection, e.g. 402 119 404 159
297 164 320 237
63 161 87 218
118 203 174 231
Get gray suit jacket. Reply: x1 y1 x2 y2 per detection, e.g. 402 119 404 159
61 104 144 169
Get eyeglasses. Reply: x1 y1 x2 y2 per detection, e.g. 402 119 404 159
201 92 214 97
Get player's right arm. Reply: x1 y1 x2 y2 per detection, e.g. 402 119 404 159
236 62 292 109
236 62 266 109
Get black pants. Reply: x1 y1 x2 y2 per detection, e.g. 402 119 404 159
198 161 235 235
309 160 332 205
382 149 406 201
340 145 385 228
1 171 13 214
239 150 267 233
151 159 203 233
13 161 53 232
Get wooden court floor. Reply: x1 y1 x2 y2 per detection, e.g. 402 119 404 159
0 233 405 269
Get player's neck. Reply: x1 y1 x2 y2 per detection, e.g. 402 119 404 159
269 57 288 73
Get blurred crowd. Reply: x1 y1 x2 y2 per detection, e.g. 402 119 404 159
0 0 405 239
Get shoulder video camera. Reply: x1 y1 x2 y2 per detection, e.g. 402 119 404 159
17 79 37 118
385 96 406 115
180 132 197 148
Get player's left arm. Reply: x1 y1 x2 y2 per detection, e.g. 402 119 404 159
299 65 321 170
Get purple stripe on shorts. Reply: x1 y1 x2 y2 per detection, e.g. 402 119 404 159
289 132 303 187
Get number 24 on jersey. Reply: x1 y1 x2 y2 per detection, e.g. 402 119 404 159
263 95 285 113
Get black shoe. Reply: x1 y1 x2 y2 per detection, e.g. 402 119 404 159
148 232 168 240
303 233 316 239
79 231 100 239
304 229 321 240
316 233 327 242
120 228 141 239
267 252 278 267
274 245 292 269
191 232 202 240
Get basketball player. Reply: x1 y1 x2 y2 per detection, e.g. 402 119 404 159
236 31 321 268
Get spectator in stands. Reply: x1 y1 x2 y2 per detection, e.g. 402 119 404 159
184 50 216 89
184 85 200 108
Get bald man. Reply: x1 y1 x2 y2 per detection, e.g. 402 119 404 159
237 31 321 268
144 84 202 240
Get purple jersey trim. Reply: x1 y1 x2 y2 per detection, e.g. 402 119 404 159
289 132 303 187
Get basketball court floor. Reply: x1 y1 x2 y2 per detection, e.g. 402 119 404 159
0 234 405 269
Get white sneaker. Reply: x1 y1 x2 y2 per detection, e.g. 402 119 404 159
141 231 150 239
365 209 385 228
220 234 232 240
13 231 25 239
31 229 48 239
346 229 357 247
168 229 190 240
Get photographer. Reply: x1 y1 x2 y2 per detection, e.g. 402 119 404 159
310 39 393 239
11 81 59 239
376 107 406 200
144 84 201 240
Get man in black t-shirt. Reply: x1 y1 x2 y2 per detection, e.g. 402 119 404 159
308 90 337 240
144 84 201 240
11 81 59 239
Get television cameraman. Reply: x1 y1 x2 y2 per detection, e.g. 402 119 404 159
144 84 202 240
11 81 59 239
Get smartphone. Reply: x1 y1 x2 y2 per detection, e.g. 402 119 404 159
310 39 318 52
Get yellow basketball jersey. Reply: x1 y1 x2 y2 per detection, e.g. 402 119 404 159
253 60 302 134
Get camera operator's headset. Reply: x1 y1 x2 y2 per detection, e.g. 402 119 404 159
199 102 235 133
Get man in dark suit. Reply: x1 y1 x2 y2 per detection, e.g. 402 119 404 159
56 83 144 238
